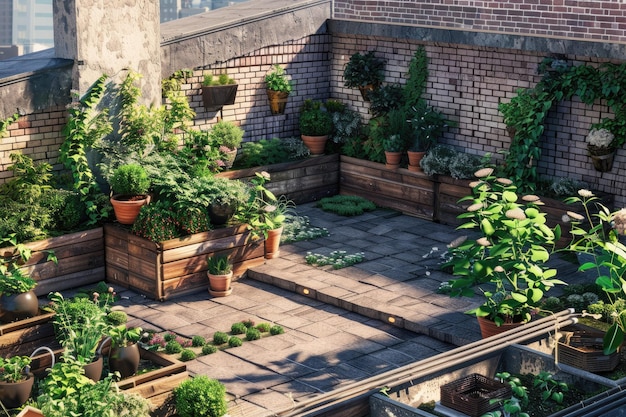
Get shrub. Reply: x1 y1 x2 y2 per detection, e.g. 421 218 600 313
228 336 242 347
256 323 271 332
212 331 229 345
566 294 585 312
110 164 150 195
191 335 206 347
201 344 218 355
230 322 247 335
165 341 183 354
164 333 177 342
245 327 261 341
270 325 284 335
242 319 255 328
316 195 376 216
420 145 459 176
106 311 128 326
174 376 228 417
541 296 563 312
180 349 196 362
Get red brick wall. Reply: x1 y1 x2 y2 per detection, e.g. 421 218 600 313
331 34 626 206
333 0 626 43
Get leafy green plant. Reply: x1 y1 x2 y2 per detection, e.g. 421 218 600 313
382 133 405 153
421 145 484 179
230 322 247 335
208 119 244 150
174 376 228 417
202 73 235 86
533 371 568 404
0 233 50 295
228 336 242 347
264 65 292 93
0 152 52 204
245 327 261 341
165 340 183 354
256 322 271 332
445 168 563 326
206 255 232 275
179 348 197 362
330 106 362 145
131 201 181 242
299 99 333 136
316 195 376 216
108 324 142 347
484 372 530 417
343 51 386 89
305 250 365 269
368 84 403 117
281 213 329 243
106 310 128 326
162 69 192 96
202 344 217 355
192 335 206 347
270 325 284 335
0 355 31 383
213 331 229 345
109 164 150 195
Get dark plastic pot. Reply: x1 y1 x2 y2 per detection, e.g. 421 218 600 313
109 343 140 379
0 291 39 323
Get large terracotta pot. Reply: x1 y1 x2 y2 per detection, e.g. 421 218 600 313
266 90 289 115
109 343 141 379
264 226 284 259
207 271 233 297
301 135 328 156
83 355 103 382
0 374 34 408
477 316 525 339
407 150 426 172
0 290 39 323
110 194 150 225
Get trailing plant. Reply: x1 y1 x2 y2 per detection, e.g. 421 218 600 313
60 74 112 225
264 65 292 93
445 168 563 326
305 250 365 269
316 195 376 216
174 376 228 417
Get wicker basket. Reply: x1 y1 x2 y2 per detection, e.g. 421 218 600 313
558 330 620 373
440 373 512 417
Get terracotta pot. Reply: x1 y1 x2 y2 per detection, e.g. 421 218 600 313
110 194 150 225
83 355 103 382
358 84 377 101
15 405 44 417
0 374 34 409
384 151 402 169
201 84 238 112
207 271 233 297
477 316 525 339
301 135 328 156
264 226 284 259
0 290 39 323
407 150 426 172
266 90 289 115
109 343 140 378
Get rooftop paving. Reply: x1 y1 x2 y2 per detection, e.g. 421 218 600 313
114 202 584 416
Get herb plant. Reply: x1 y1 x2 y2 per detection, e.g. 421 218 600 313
0 355 31 383
174 376 228 417
264 65 292 93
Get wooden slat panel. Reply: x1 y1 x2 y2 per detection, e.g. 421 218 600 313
35 267 105 296
21 228 103 252
26 252 104 281
159 224 248 251
22 236 103 267
106 245 129 270
161 232 252 263
106 264 130 287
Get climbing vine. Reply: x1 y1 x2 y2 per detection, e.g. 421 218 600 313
499 57 626 192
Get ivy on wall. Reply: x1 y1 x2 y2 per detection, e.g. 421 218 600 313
498 57 626 192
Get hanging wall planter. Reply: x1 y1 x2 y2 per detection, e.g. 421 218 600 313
201 84 238 112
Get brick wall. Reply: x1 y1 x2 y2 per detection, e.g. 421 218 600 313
333 0 626 44
331 34 626 207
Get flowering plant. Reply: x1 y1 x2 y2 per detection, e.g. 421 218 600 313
565 189 626 354
586 128 616 156
444 168 564 326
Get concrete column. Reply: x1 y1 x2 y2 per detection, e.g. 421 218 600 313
53 0 161 104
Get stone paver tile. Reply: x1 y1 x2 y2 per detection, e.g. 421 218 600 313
391 341 445 361
326 362 372 382
368 347 417 366
173 322 219 339
346 354 396 375
270 380 322 400
209 294 260 311
410 334 456 351
275 315 314 330
242 388 302 414
297 371 343 392
297 321 341 338
139 312 191 330
228 399 275 417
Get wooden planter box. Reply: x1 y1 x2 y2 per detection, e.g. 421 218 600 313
3 228 105 296
0 311 56 358
339 155 437 220
104 223 265 300
218 153 340 204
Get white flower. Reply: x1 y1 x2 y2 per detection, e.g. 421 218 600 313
586 128 614 148
578 189 594 198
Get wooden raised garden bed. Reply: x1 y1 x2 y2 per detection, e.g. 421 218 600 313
218 153 339 204
104 223 265 300
0 311 56 358
6 228 105 296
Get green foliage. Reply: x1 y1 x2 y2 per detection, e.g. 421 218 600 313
408 103 451 152
109 163 150 195
236 138 290 167
206 255 232 275
330 106 362 145
60 75 112 225
230 322 247 335
299 100 333 136
228 336 242 347
242 319 255 328
533 371 568 404
0 233 40 294
203 73 235 86
164 332 177 342
165 340 183 354
264 65 292 93
403 46 429 108
343 51 386 88
109 325 142 347
0 355 31 383
208 120 244 150
484 372 530 417
174 376 228 417
270 325 284 335
421 145 484 179
256 322 271 332
281 213 329 244
245 327 261 341
192 335 206 347
305 250 366 269
131 201 181 242
0 113 19 137
316 195 376 216
180 348 197 362
201 344 218 355
162 69 192 96
1 152 52 203
212 331 229 345
368 84 403 117
106 310 128 326
445 169 563 326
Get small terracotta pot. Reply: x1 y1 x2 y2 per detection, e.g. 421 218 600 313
264 226 284 259
301 135 328 156
110 194 150 225
384 151 402 169
208 271 233 297
407 150 426 172
477 316 525 339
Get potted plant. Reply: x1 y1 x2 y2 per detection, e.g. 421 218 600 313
0 235 43 323
107 324 142 378
201 72 238 112
206 254 233 297
208 120 244 169
174 375 228 417
0 355 34 408
299 99 333 156
382 134 405 169
585 126 621 172
444 168 565 338
109 163 151 225
49 291 109 381
264 64 293 115
407 105 450 172
343 51 386 101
